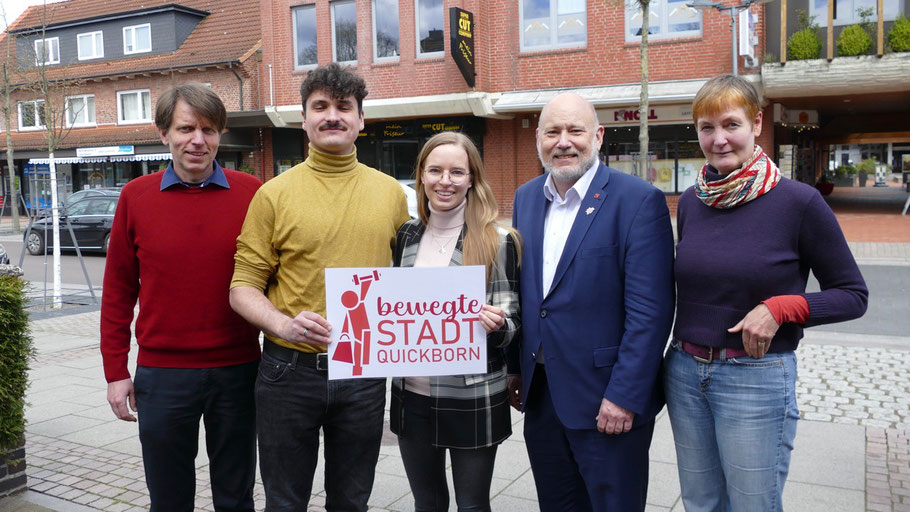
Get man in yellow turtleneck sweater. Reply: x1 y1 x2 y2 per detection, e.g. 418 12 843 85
230 64 409 511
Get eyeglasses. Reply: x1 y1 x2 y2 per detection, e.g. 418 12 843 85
423 168 471 184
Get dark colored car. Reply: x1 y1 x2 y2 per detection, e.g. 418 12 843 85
63 188 121 207
25 193 120 255
0 243 8 265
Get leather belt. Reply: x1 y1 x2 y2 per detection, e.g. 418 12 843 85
263 338 328 371
679 341 749 363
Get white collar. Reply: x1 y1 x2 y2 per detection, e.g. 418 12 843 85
543 159 599 204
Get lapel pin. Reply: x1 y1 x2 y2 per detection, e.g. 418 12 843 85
586 207 595 215
593 193 600 199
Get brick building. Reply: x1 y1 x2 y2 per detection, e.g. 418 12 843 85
0 0 263 209
251 0 775 214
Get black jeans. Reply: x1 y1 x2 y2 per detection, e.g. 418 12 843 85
133 362 257 512
255 349 386 511
397 390 498 512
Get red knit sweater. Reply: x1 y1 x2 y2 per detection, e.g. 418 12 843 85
100 169 262 382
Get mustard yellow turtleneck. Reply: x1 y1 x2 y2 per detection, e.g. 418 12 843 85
231 145 410 353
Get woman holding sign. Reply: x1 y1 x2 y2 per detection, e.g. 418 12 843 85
390 132 521 512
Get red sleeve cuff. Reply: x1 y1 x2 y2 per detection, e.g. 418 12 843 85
762 295 810 325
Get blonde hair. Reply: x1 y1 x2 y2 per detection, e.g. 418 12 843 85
691 74 762 124
414 132 521 280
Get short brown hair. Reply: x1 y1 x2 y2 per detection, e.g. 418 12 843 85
691 74 762 124
300 63 368 114
155 83 227 132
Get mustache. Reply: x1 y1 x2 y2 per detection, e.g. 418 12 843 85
319 122 346 131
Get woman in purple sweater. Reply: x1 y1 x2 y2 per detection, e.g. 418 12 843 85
665 74 868 511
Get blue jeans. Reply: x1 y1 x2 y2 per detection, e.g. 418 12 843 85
663 342 800 512
134 362 257 512
397 390 498 512
255 350 386 512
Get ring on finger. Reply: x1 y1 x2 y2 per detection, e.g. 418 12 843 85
302 328 309 338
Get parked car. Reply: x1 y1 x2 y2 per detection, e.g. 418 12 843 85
63 187 121 207
0 243 8 265
24 193 120 255
399 179 418 220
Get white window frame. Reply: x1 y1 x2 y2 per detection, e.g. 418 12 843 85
18 100 46 131
292 5 318 70
519 0 587 52
372 0 400 62
811 0 902 27
123 23 151 55
34 37 60 65
415 0 445 58
116 89 152 125
65 94 96 127
624 0 703 42
77 31 104 60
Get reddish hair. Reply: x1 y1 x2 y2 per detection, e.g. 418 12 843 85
691 75 762 124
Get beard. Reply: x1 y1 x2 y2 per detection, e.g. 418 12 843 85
539 139 600 182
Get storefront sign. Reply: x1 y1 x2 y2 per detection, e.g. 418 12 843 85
325 266 487 380
382 123 411 137
76 146 135 158
450 7 476 87
599 105 693 126
421 121 463 133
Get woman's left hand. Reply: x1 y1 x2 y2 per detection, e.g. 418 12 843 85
479 304 505 334
728 304 780 359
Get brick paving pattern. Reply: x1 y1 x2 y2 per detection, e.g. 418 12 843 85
866 428 910 512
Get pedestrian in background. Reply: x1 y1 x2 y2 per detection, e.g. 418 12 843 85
101 83 261 512
665 74 869 511
508 92 676 511
389 132 521 512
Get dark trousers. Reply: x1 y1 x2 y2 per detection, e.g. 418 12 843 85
397 390 498 512
133 362 258 512
524 365 654 512
255 349 386 512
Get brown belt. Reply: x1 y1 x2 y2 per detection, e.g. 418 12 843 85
679 341 749 363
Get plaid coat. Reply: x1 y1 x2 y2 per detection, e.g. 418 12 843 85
389 219 521 449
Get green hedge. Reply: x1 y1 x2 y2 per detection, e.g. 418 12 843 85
889 15 910 52
0 274 33 453
788 10 823 60
837 25 873 56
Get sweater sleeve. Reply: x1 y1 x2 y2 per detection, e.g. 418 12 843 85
798 192 868 326
231 189 278 292
100 190 140 383
486 231 521 350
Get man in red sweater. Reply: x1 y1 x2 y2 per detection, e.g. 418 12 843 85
100 83 262 512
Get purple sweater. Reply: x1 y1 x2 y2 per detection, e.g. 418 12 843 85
674 176 868 352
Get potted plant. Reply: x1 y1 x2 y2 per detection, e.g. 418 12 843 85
788 10 823 60
889 14 910 52
833 164 857 187
836 8 874 56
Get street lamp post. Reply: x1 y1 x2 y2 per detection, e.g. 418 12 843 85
687 0 772 75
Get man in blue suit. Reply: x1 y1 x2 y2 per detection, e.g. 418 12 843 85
507 92 675 511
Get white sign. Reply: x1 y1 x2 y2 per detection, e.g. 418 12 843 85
76 145 134 158
325 266 487 380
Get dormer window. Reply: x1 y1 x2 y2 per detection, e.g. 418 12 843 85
34 37 60 65
123 23 151 54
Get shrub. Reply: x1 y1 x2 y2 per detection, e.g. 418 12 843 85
837 25 873 56
0 274 33 453
788 10 823 60
889 15 910 52
856 158 890 175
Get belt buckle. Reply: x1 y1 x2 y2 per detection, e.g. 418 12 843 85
316 353 329 371
693 346 713 364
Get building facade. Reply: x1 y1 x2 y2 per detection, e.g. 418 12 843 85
0 0 263 211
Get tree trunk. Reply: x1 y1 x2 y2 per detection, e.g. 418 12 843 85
638 0 650 182
49 152 61 307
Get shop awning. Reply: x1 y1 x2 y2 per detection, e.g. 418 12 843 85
110 153 172 162
28 153 173 164
28 157 107 164
491 78 724 113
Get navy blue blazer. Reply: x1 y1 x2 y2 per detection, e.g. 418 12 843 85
508 163 675 430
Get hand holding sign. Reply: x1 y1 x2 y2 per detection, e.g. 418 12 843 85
325 266 487 379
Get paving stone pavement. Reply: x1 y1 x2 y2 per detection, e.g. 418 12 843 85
10 309 910 512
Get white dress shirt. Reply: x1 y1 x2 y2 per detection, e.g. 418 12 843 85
541 161 599 299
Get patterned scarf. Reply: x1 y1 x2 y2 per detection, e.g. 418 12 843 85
694 145 781 209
